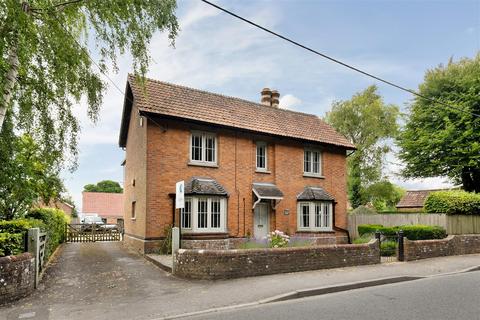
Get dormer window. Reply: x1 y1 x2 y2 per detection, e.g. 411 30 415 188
190 131 217 166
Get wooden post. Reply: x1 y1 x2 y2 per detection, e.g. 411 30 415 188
27 228 40 288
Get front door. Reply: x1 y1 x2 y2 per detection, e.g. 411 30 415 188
254 203 269 239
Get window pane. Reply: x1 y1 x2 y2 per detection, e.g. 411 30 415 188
197 199 208 228
323 203 329 228
210 198 221 228
205 135 216 162
301 204 309 227
256 144 266 169
181 200 191 229
304 151 311 173
315 203 321 228
312 151 320 174
191 134 203 161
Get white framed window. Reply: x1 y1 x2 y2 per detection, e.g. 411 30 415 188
256 142 267 171
190 131 217 165
304 149 322 176
181 196 227 233
297 201 332 231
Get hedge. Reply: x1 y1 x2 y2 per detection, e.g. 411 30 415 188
424 191 480 215
358 224 447 240
26 208 69 259
0 208 69 258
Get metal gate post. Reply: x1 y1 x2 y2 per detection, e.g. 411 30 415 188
375 230 381 249
397 230 404 261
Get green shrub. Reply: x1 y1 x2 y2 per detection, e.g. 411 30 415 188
358 224 446 240
424 190 480 215
352 236 372 244
380 241 397 256
0 219 44 234
349 205 377 215
26 208 69 258
0 233 24 257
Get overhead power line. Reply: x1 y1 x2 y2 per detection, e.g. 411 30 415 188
200 0 480 118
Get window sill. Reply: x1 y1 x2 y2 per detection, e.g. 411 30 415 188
130 218 136 221
188 161 219 168
303 173 325 179
255 169 271 174
296 229 334 233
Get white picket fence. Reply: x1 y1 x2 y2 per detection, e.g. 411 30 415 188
348 213 480 239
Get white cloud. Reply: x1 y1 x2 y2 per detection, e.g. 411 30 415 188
279 94 302 110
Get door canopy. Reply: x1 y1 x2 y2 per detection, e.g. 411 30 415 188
252 182 284 209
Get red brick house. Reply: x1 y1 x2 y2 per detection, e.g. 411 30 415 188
82 191 124 224
119 75 355 253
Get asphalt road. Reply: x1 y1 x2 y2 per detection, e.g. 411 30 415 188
186 271 480 320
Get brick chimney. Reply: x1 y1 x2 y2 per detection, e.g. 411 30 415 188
260 88 280 107
261 88 272 106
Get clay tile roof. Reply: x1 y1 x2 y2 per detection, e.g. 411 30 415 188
297 186 335 201
253 183 284 199
119 75 355 149
396 190 433 208
185 177 229 196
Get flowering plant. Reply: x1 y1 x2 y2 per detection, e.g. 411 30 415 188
267 230 290 248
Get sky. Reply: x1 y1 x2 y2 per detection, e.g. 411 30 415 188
65 0 480 210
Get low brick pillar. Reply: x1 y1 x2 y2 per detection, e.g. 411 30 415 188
0 253 35 305
173 240 380 280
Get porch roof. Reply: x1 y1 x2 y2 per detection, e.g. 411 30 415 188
252 183 284 200
185 177 229 196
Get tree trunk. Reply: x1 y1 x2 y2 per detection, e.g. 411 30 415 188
0 35 19 131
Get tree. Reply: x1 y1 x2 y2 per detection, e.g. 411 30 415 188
84 180 123 193
364 180 405 212
0 114 64 220
0 0 179 168
325 85 399 208
397 55 480 192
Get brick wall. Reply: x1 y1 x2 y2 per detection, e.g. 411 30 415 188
0 253 35 305
404 235 480 261
173 240 380 280
123 115 349 253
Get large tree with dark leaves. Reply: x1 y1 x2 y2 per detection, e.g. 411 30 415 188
0 0 178 168
397 55 480 192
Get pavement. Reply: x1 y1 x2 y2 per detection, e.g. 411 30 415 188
1 242 480 320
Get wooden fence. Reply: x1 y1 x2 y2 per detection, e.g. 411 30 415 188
348 213 480 239
66 224 122 242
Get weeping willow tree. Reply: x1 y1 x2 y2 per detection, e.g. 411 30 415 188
0 0 179 169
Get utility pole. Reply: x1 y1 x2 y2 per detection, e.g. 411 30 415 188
0 2 29 130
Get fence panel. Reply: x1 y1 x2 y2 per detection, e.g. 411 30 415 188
446 215 480 234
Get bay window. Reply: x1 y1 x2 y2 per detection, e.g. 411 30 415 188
180 196 227 233
297 201 332 231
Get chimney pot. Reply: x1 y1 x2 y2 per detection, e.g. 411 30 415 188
261 87 272 106
271 90 280 108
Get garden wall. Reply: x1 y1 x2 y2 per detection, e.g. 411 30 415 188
173 239 380 280
0 253 35 305
404 234 480 261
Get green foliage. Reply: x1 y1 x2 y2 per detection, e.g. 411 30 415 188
350 205 377 215
1 0 179 168
325 86 400 208
380 241 397 256
0 115 64 220
26 208 69 258
0 218 44 234
237 241 268 249
358 224 447 240
0 233 24 257
364 181 405 211
267 230 290 248
397 54 480 192
159 225 172 254
352 235 372 244
424 191 480 215
83 180 123 193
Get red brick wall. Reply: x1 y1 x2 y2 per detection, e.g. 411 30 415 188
82 192 124 220
136 117 348 241
174 240 380 280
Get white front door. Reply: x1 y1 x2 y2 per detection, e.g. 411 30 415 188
254 203 269 239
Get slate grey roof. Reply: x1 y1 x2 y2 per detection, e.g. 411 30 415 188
252 183 284 199
297 187 335 201
184 177 228 196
